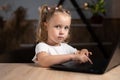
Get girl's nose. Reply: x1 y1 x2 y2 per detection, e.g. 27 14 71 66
59 29 64 35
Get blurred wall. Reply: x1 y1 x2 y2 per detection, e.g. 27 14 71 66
0 0 120 20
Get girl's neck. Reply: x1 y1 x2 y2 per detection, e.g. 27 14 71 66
46 41 61 46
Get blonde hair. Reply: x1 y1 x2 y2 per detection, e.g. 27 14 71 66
36 5 71 43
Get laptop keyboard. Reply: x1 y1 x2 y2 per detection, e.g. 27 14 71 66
51 60 108 74
62 61 93 70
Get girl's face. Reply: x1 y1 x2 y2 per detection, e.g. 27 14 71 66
46 12 71 46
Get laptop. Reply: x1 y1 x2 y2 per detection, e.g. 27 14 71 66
50 34 120 74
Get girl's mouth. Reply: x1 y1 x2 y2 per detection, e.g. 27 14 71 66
58 36 64 39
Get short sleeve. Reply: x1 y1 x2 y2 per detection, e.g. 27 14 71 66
35 42 48 54
32 42 48 63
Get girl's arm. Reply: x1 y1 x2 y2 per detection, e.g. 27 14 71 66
36 50 92 68
37 52 75 67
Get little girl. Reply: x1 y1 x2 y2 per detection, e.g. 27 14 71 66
32 5 93 67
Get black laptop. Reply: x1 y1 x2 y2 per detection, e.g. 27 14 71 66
50 34 120 74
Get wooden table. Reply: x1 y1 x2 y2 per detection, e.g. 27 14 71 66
0 63 120 80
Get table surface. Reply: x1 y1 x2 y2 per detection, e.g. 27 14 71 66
0 63 120 80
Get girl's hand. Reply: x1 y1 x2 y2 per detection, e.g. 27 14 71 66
79 49 92 57
74 49 93 64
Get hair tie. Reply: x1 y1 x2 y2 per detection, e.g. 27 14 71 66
55 7 58 10
47 7 51 11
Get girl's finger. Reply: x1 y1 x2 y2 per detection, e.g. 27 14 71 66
86 56 93 64
89 52 92 55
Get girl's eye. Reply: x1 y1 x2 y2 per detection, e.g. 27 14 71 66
64 26 70 30
54 25 61 29
54 25 70 30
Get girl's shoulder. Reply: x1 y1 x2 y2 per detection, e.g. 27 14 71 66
61 43 68 45
61 43 71 47
61 43 76 49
